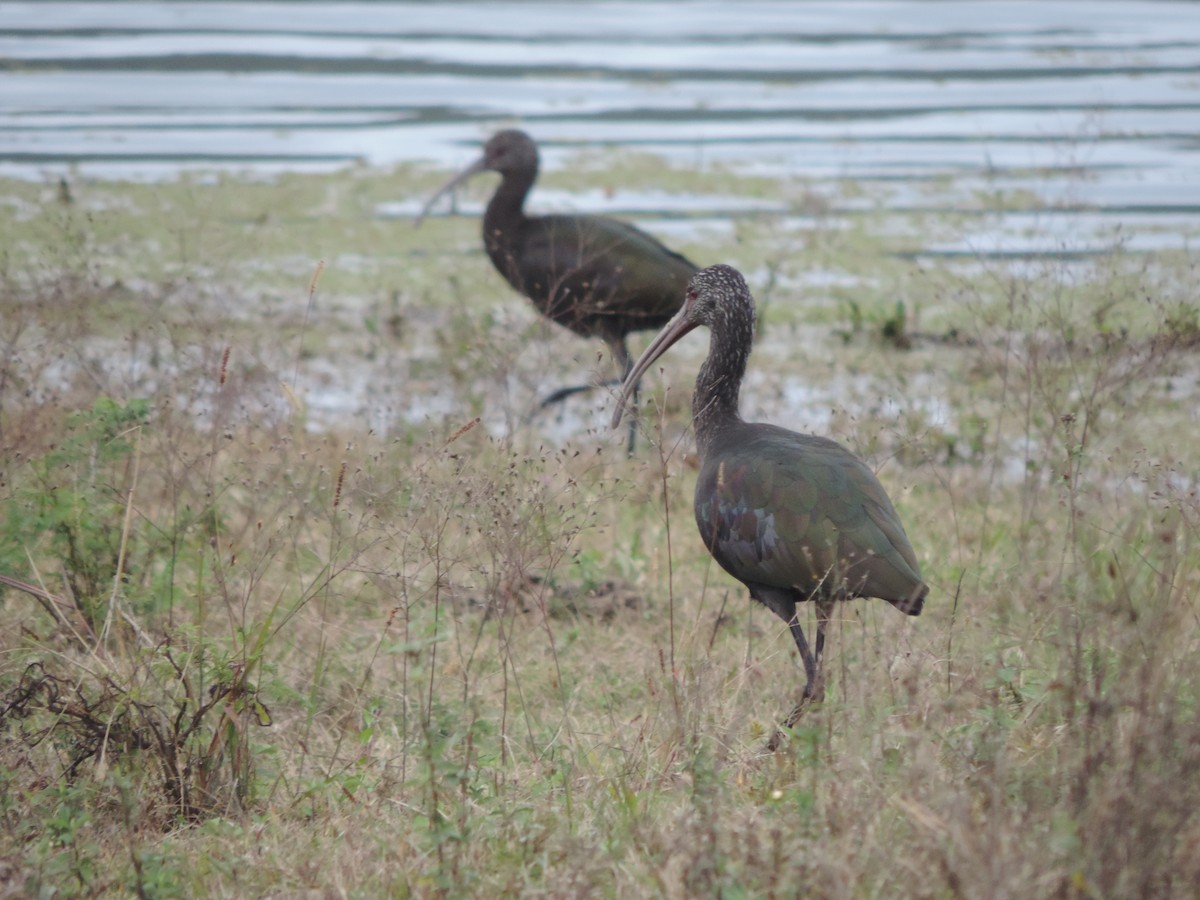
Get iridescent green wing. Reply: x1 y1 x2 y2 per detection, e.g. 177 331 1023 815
694 426 924 603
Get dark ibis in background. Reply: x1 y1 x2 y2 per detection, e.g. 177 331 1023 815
612 264 928 748
416 129 699 451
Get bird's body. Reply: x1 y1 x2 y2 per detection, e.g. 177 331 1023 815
417 130 698 449
478 166 695 363
613 264 927 746
696 425 926 610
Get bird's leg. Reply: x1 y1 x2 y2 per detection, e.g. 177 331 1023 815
811 597 834 703
538 380 618 407
790 616 820 702
535 341 637 455
766 611 821 751
538 337 628 407
612 343 638 456
624 374 639 457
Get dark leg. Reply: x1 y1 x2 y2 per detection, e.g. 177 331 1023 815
535 341 638 456
538 379 619 407
534 375 637 456
612 344 637 456
767 616 820 750
811 597 834 703
788 616 819 701
624 376 639 456
538 340 630 407
760 597 825 752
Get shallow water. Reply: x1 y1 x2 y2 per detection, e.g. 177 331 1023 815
3 1 1199 256
5 2 1198 457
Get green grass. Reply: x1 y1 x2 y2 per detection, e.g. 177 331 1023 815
1 161 1198 897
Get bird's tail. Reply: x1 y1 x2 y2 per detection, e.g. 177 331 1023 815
888 582 928 617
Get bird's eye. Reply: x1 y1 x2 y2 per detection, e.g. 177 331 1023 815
686 288 699 302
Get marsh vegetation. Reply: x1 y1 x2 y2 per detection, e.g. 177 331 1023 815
1 157 1198 897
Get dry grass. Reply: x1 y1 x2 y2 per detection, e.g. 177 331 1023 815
0 168 1198 898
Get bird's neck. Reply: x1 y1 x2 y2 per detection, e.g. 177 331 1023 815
483 170 535 246
692 319 752 458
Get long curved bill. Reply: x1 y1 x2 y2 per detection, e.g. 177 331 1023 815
610 304 698 429
413 156 486 228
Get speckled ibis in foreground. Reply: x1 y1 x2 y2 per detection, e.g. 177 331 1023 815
612 264 927 747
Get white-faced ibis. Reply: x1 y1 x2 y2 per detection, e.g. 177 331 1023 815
415 129 698 451
612 264 927 747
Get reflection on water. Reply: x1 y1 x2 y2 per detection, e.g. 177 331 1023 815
3 0 1199 257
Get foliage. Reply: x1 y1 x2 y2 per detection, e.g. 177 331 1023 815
0 166 1198 897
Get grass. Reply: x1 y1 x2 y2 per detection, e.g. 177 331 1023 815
1 159 1199 898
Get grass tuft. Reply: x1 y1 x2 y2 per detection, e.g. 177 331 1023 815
0 166 1197 896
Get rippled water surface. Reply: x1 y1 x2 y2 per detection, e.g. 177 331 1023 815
4 0 1200 254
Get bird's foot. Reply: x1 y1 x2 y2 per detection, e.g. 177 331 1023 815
538 383 595 408
765 728 788 753
765 678 826 751
538 376 623 410
766 704 808 752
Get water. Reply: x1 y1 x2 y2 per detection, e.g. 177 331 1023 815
4 2 1197 451
3 0 1200 256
